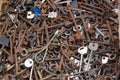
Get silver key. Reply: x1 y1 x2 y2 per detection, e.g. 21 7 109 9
94 25 104 39
29 64 34 80
95 26 111 42
24 58 34 80
78 46 88 72
95 32 100 39
86 43 98 71
95 26 104 37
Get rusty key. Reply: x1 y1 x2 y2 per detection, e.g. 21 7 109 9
106 20 114 41
7 27 16 63
86 17 103 33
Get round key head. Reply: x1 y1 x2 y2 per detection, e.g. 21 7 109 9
73 25 82 32
27 11 34 19
24 58 34 68
78 46 88 54
103 35 111 42
106 53 116 60
88 43 98 51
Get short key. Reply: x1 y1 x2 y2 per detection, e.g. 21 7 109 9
95 26 104 37
95 26 111 42
94 25 104 39
86 43 98 71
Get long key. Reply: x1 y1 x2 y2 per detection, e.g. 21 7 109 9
24 58 34 80
69 9 81 39
35 30 59 63
86 43 98 71
7 27 16 63
16 26 27 52
77 46 88 72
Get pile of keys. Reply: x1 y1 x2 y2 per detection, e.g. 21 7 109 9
0 0 119 80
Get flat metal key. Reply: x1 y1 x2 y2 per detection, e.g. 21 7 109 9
77 46 88 72
86 43 98 71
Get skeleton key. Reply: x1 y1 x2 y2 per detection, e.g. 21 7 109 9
106 20 114 41
77 46 88 72
68 10 81 39
94 26 111 42
7 27 16 63
86 43 98 71
35 30 59 63
16 27 27 52
94 26 104 39
95 26 105 37
87 17 103 33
